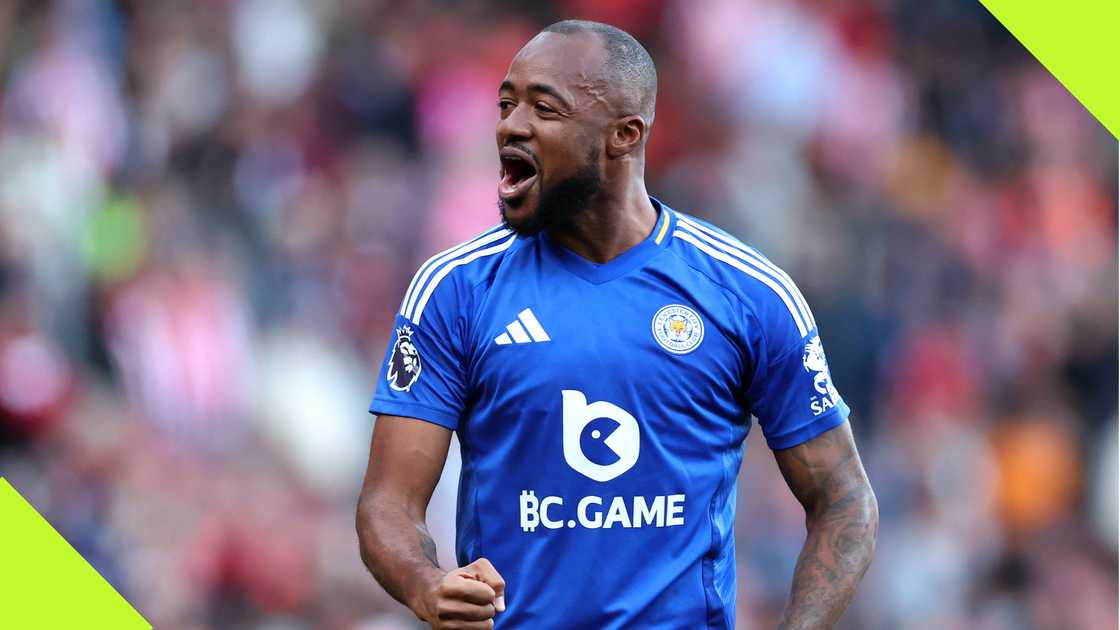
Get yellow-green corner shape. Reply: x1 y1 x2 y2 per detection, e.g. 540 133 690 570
0 478 151 629
980 0 1119 139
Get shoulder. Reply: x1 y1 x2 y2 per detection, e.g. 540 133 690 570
397 225 521 326
664 209 816 339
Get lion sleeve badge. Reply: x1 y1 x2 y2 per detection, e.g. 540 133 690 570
387 325 423 392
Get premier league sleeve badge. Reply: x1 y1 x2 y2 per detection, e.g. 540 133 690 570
387 325 423 392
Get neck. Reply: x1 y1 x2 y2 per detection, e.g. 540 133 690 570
546 177 657 264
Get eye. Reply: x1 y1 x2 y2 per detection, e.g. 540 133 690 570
498 100 515 112
534 102 557 116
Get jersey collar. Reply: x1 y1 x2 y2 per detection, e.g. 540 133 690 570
540 196 676 285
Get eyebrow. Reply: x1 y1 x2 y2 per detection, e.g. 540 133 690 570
499 80 572 110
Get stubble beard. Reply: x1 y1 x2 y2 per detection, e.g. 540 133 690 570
500 149 602 237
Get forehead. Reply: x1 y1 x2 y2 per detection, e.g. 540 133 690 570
503 32 607 93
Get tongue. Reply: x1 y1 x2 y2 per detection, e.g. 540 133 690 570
499 171 520 196
500 166 535 197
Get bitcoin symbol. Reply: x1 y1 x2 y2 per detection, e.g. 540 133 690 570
520 490 540 533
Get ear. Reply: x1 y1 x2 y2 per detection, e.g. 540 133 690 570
605 115 647 158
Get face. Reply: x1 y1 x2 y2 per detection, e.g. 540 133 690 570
496 32 614 235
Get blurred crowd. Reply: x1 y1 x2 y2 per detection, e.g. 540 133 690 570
0 1 1115 629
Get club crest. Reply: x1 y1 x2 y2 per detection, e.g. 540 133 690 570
652 304 704 355
387 325 422 392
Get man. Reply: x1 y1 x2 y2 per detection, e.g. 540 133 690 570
357 20 878 630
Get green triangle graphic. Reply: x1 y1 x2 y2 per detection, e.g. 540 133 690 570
0 478 151 629
980 0 1119 139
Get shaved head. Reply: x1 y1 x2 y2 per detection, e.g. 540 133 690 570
495 20 658 237
539 20 657 127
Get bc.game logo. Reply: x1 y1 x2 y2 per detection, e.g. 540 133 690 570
561 390 640 482
517 391 686 533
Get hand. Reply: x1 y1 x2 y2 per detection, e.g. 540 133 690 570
419 557 507 629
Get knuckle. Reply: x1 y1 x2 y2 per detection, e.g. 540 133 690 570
440 572 463 590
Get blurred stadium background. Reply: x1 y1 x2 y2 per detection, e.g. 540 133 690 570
0 1 1116 629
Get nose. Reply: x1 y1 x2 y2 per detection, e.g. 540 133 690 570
496 102 532 147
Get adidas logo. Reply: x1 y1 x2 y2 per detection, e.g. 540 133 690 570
495 308 551 345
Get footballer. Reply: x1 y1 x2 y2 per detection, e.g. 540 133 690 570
357 20 878 630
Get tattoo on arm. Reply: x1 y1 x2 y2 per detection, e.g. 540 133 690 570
774 421 879 630
417 523 439 567
355 416 453 618
356 492 446 617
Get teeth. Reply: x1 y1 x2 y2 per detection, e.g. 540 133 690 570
500 155 535 183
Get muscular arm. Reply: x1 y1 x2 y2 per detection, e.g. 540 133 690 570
357 415 505 629
356 415 452 620
773 420 878 629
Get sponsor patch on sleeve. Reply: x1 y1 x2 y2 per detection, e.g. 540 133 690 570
387 325 422 392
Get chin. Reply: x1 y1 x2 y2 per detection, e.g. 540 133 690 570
499 197 543 235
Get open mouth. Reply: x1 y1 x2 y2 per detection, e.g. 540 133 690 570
498 149 539 202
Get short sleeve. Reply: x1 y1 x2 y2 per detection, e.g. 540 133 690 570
744 292 850 450
369 277 471 431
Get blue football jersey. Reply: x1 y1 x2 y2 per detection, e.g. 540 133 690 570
371 198 850 629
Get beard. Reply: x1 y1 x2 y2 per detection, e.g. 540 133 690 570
499 148 602 236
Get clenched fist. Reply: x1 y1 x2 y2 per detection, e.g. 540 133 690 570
418 557 507 629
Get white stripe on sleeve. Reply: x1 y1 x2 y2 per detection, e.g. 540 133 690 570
676 217 816 329
401 226 510 319
673 230 809 337
410 234 517 325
